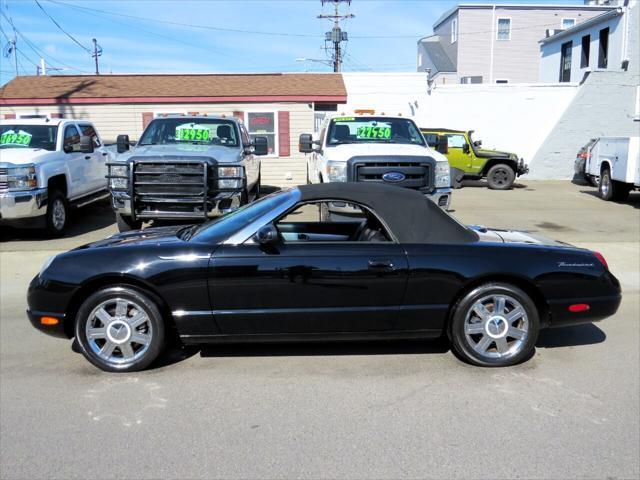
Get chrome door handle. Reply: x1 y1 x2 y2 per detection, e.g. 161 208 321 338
368 259 394 270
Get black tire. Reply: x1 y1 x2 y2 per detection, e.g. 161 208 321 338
587 174 599 187
486 164 516 190
116 212 142 232
240 188 249 206
45 189 69 237
74 286 165 373
254 174 261 199
450 283 539 367
450 167 464 189
599 169 631 201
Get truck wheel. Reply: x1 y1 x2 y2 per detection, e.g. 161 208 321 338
116 212 142 232
487 164 516 190
45 189 69 237
599 168 630 201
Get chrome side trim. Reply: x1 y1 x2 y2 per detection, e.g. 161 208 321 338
172 310 211 318
158 254 211 261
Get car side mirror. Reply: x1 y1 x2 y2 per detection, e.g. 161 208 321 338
117 134 130 154
299 133 316 153
255 223 279 245
252 136 269 156
462 143 470 154
79 135 94 154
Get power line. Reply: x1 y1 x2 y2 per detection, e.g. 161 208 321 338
34 0 92 54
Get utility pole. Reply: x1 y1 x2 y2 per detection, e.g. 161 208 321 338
92 38 102 75
318 0 354 72
10 37 17 76
38 58 46 76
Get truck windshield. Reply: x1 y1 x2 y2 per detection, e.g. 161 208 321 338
327 117 425 146
138 118 240 147
0 125 58 151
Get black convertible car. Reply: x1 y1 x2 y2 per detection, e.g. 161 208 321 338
28 183 621 372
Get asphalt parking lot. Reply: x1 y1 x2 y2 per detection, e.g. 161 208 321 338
1 181 639 480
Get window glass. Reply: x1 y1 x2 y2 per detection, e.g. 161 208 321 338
0 125 57 151
451 19 458 43
276 201 390 243
247 112 276 155
239 124 250 146
562 18 575 29
581 35 590 68
139 118 239 147
598 27 609 68
497 18 511 40
79 124 101 147
327 117 425 146
63 125 81 152
447 134 467 149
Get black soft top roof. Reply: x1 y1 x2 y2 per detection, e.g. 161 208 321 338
297 183 478 244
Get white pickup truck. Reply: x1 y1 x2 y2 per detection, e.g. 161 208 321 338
299 113 452 215
585 136 640 201
0 118 111 235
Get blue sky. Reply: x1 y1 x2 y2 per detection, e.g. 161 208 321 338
0 0 582 85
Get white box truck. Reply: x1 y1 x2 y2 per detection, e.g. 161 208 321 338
586 136 640 201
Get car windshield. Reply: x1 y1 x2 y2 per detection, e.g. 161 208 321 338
138 118 239 147
0 124 58 151
188 189 297 243
327 117 425 146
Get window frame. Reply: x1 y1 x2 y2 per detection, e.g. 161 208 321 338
270 199 398 244
559 40 573 83
451 18 458 44
598 27 609 69
561 18 576 30
496 17 511 41
244 110 278 157
581 34 591 69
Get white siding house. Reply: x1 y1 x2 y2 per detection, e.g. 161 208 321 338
539 7 627 83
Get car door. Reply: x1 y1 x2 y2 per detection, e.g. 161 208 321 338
62 124 90 198
78 123 107 192
445 133 472 171
207 203 409 335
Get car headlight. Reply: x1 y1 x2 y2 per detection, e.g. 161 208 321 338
39 254 56 278
434 161 450 188
326 161 347 182
4 164 37 191
218 166 243 189
108 164 129 190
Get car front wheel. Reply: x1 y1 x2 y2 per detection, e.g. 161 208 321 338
74 286 165 372
486 164 516 190
45 189 69 236
450 283 539 367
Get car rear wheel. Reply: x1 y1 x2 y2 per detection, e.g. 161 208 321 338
450 283 539 367
45 189 69 237
599 168 630 201
75 286 165 372
486 164 516 190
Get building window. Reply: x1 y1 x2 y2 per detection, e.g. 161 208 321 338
561 18 576 30
451 18 458 43
559 41 573 82
497 18 511 41
246 112 277 155
460 76 483 84
495 79 509 84
581 35 590 68
598 27 609 68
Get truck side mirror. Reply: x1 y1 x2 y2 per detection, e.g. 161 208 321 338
299 133 315 153
252 136 269 156
117 134 130 154
255 223 279 245
79 135 94 154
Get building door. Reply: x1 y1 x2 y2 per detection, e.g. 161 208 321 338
559 41 573 83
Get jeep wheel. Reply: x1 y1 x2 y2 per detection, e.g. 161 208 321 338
487 164 516 190
116 212 142 232
45 189 69 237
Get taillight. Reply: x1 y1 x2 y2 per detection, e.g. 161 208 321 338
579 152 591 159
593 251 608 270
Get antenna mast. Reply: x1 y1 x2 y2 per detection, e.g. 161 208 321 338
318 0 354 72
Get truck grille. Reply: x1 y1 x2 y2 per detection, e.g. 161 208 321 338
353 161 431 190
132 159 209 217
0 168 7 191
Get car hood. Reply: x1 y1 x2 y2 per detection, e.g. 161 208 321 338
119 143 241 163
75 225 189 250
324 143 445 162
469 225 574 248
474 148 518 160
0 148 54 165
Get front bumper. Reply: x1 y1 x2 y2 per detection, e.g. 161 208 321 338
517 158 529 176
0 188 48 223
111 189 243 220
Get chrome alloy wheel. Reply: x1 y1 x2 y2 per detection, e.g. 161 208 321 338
600 172 610 197
464 294 529 360
51 198 66 231
85 298 153 366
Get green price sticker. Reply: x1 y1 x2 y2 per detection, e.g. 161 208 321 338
0 130 33 146
334 117 355 122
176 126 211 142
356 125 391 139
